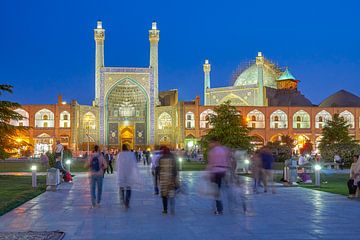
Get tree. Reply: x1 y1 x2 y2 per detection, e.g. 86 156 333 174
300 140 313 155
265 135 294 162
0 85 29 159
319 113 358 163
201 101 252 159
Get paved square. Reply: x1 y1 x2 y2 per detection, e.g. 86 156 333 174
0 166 359 240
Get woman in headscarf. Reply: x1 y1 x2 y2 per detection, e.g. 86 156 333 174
348 155 360 199
159 146 178 215
116 144 140 209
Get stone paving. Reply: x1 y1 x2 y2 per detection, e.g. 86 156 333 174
0 165 359 240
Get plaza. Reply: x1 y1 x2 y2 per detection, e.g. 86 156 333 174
0 167 359 239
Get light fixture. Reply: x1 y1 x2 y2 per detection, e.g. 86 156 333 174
66 159 71 165
244 159 250 165
314 164 321 171
31 165 37 171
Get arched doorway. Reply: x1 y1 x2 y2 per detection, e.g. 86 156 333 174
106 79 148 148
120 126 134 150
250 135 265 150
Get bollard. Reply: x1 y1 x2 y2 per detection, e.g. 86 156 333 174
314 164 321 187
179 157 183 171
66 159 71 172
31 165 37 188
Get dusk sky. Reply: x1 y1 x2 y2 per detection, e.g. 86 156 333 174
1 0 360 105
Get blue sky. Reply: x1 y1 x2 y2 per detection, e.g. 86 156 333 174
1 0 359 105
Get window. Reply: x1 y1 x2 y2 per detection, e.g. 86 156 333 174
315 110 331 129
185 112 195 129
339 110 355 129
293 110 310 129
270 110 288 129
35 109 54 128
83 112 96 130
10 108 29 127
60 111 71 128
247 110 265 129
200 109 216 128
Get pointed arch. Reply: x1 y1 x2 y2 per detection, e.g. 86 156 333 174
247 109 265 128
270 110 288 129
293 110 310 129
315 110 332 129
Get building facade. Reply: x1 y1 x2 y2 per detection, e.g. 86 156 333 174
10 22 360 157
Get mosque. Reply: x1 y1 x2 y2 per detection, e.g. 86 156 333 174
11 21 360 156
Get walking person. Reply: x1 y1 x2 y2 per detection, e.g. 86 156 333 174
116 144 140 209
105 150 114 174
260 147 276 194
86 145 107 208
347 155 360 198
159 146 178 215
54 140 66 175
206 137 230 215
251 150 262 193
151 146 162 195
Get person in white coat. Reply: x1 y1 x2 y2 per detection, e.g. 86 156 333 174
116 144 140 209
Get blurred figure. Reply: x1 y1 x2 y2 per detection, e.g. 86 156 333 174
347 155 360 199
251 151 262 193
116 144 140 209
206 137 230 215
260 147 276 194
159 146 178 215
105 149 113 174
54 140 66 175
85 145 107 208
40 153 49 168
151 146 162 195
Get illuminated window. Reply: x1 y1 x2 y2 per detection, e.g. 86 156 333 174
83 112 96 130
185 112 195 129
315 110 331 129
200 109 216 128
339 110 355 129
60 111 70 128
10 108 29 127
293 110 310 129
270 110 287 129
35 109 54 128
247 109 265 129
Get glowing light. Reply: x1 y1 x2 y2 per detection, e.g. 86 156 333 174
244 159 250 165
179 157 183 163
16 138 22 143
150 154 153 158
187 141 194 148
66 160 71 165
79 154 83 158
314 164 322 171
306 154 310 158
31 165 37 171
62 101 67 105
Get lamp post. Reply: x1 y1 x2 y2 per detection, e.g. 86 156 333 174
244 159 250 173
179 157 183 171
31 165 37 188
66 159 71 172
314 164 322 187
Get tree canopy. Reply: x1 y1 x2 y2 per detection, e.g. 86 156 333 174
0 85 29 159
319 113 359 163
201 101 252 156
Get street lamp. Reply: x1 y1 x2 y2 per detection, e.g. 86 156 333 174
314 164 322 187
31 165 37 188
66 159 71 172
244 159 250 173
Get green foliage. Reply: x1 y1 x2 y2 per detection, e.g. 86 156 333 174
265 135 294 162
319 113 358 163
0 85 30 159
266 141 292 162
320 143 360 164
201 101 252 159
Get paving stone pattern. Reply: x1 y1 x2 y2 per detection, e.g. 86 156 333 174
0 166 359 240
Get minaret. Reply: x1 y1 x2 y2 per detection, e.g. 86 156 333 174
256 52 264 106
149 21 160 104
203 59 211 105
94 20 105 104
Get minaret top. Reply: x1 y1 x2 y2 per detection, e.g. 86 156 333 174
203 59 211 73
152 21 157 30
256 51 264 65
97 20 103 29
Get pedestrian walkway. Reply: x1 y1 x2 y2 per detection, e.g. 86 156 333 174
0 166 359 240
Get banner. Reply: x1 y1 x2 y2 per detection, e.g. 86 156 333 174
135 123 146 145
108 123 118 145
